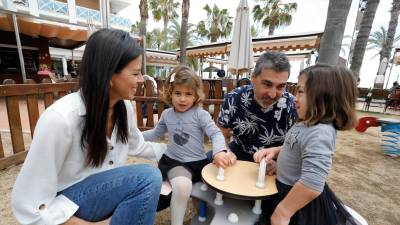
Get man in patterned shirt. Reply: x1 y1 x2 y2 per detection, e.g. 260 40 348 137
216 51 297 163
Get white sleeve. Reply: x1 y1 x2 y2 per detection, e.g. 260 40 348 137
125 101 166 162
128 125 167 162
11 109 78 225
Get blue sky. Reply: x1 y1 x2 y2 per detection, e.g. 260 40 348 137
121 0 399 88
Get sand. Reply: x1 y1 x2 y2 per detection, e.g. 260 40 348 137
1 111 400 225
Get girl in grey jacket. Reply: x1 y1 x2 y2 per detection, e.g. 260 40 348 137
254 64 359 225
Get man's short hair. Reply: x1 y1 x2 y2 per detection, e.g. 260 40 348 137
252 51 290 77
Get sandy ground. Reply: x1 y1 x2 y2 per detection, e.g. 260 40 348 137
1 107 400 225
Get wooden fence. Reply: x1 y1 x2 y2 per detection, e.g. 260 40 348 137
0 79 79 170
0 78 297 170
134 79 298 131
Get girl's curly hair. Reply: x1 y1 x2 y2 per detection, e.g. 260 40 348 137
162 65 205 106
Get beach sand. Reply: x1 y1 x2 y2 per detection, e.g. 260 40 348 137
1 111 400 225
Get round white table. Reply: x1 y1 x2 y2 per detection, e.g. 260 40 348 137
190 161 278 225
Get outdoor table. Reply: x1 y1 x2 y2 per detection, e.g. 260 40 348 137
190 161 278 225
377 118 400 156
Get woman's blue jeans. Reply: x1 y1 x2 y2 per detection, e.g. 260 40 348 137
59 164 162 225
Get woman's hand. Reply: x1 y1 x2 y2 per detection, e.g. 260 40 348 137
213 151 237 168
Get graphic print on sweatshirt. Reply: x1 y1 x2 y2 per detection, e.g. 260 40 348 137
173 120 190 146
285 127 300 150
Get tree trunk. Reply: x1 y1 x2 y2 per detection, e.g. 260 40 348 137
211 34 217 43
268 19 275 35
318 0 352 65
380 0 400 73
350 0 380 76
162 16 169 49
268 25 274 36
179 0 190 65
139 0 148 75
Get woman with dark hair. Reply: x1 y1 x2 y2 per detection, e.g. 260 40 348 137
12 29 166 225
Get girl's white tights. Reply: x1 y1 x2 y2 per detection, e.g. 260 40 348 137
169 176 193 225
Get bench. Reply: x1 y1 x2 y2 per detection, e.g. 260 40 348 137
362 88 390 111
357 87 370 102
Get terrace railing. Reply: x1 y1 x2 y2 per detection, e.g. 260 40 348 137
76 5 101 23
7 0 131 29
39 0 68 15
110 14 131 28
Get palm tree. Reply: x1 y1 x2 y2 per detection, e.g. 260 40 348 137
367 26 400 60
166 19 200 70
149 0 179 41
131 21 140 35
139 0 148 38
252 0 297 36
139 0 148 74
380 0 400 72
318 0 352 65
251 24 261 37
197 4 232 78
167 19 199 50
197 4 233 43
180 0 190 64
147 28 164 49
166 19 183 50
350 0 380 76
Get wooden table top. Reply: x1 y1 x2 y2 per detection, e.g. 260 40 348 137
201 160 278 200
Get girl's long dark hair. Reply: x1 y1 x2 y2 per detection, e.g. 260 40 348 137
79 29 142 167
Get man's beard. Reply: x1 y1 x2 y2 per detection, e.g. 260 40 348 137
254 94 277 109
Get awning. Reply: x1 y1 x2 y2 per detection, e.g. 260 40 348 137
146 49 178 66
178 31 323 58
0 12 88 49
201 51 314 66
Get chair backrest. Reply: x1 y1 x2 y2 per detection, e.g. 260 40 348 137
371 88 390 100
393 88 400 99
357 88 370 98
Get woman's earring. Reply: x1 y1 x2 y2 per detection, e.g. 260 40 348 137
110 80 113 88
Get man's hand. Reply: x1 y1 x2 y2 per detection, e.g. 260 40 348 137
213 151 237 168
